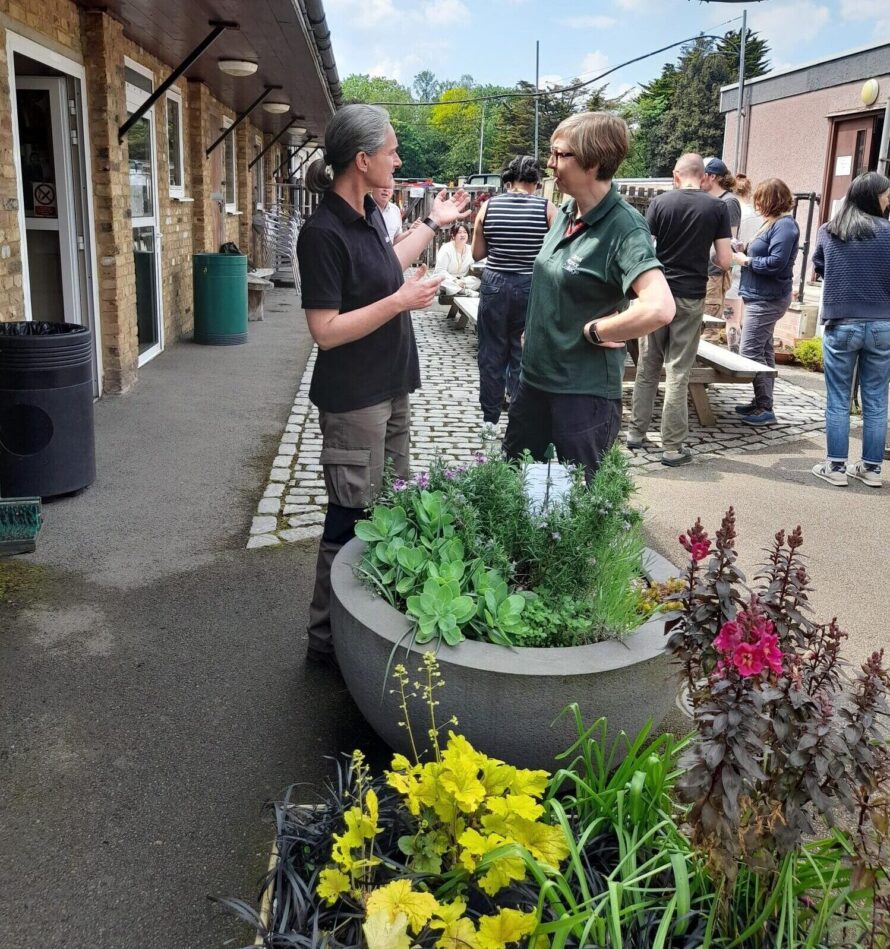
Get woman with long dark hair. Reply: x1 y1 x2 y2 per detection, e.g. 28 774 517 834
297 104 469 666
731 178 800 426
471 155 556 434
811 171 890 488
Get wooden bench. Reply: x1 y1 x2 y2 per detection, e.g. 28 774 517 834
622 339 777 427
446 295 479 329
446 298 773 427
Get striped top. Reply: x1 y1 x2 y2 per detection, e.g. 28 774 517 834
482 192 551 274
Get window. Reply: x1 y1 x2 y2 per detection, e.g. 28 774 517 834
223 117 236 211
252 136 264 209
166 91 184 197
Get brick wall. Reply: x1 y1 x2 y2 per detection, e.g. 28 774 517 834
0 31 24 321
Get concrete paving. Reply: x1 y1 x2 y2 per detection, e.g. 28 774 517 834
1 289 885 948
0 290 386 949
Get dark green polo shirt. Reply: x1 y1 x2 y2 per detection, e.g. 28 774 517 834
522 185 661 399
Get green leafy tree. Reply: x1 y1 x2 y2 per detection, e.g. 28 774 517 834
717 27 771 79
340 74 414 126
412 70 442 103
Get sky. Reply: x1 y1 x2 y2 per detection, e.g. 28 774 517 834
323 0 890 102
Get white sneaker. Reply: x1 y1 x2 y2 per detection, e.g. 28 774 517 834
847 461 882 487
812 462 847 487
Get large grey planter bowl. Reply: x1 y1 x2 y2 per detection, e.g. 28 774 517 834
331 537 681 771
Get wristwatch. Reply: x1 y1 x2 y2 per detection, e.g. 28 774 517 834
422 216 440 233
585 320 604 346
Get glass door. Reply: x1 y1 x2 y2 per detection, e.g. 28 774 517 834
125 62 163 365
15 77 79 325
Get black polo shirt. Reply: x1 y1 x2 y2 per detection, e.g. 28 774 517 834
297 191 420 413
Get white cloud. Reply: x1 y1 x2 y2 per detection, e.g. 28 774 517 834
839 0 890 37
368 57 404 81
580 50 610 80
559 14 616 29
421 0 470 25
538 73 565 89
747 1 830 59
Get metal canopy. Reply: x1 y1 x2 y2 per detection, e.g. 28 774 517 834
78 0 336 146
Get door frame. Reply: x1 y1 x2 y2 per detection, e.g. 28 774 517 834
6 31 103 395
124 55 165 368
820 110 880 225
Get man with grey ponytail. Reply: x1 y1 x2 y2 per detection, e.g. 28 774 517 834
297 103 470 668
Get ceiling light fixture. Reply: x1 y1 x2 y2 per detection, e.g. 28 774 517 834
291 126 307 134
218 59 258 78
262 101 290 114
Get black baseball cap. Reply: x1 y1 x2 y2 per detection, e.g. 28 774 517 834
704 157 730 176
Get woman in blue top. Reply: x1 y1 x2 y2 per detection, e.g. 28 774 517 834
731 178 800 426
811 171 890 488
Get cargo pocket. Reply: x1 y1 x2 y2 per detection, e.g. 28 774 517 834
320 447 373 509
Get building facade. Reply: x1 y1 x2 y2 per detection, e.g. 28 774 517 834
0 0 338 395
720 41 889 220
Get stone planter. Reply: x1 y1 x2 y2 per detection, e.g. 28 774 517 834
330 538 681 771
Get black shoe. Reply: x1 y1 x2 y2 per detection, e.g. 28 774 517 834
306 647 341 672
734 403 757 415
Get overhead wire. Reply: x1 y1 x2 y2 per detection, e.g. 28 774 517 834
367 16 745 108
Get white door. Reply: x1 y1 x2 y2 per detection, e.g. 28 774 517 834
15 77 80 326
125 61 164 366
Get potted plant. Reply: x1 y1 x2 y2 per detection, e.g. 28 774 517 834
330 447 682 770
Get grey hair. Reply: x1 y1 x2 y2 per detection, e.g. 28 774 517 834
304 103 392 193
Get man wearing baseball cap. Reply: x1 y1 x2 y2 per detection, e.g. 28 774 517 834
702 157 741 320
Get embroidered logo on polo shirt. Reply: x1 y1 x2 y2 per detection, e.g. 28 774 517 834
563 255 583 274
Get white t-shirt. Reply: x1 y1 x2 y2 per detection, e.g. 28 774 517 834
379 202 402 242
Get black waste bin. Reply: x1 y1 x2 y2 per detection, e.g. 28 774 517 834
0 322 96 498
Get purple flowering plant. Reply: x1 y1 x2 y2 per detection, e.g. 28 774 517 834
669 508 890 912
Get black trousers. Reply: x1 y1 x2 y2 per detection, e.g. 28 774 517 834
503 380 622 479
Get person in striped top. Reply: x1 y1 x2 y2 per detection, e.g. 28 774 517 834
472 155 557 431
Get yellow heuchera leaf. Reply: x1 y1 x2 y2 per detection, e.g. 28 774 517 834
344 804 378 840
441 732 484 771
440 757 488 814
509 818 570 867
366 879 440 934
363 909 412 949
510 768 549 799
459 829 527 895
487 794 544 822
366 788 380 828
428 898 468 928
435 916 478 949
390 753 413 772
476 908 538 948
457 827 487 872
316 867 350 905
479 760 516 797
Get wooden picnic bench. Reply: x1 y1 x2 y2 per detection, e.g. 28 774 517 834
445 298 775 427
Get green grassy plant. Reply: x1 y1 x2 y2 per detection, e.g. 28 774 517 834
356 446 648 648
793 337 823 371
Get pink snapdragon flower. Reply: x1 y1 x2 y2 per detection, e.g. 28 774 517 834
733 643 764 677
713 620 741 653
679 520 712 562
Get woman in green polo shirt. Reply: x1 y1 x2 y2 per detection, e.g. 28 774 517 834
503 111 675 477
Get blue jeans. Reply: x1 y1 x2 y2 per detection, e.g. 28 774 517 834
477 269 532 423
822 320 890 466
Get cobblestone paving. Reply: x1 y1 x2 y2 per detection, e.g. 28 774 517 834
248 310 838 548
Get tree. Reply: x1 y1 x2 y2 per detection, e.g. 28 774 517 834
716 28 771 80
340 74 414 125
412 70 442 103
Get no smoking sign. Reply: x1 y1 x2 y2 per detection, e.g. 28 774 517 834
33 182 57 218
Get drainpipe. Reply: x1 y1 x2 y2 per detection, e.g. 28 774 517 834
878 96 890 177
299 0 342 107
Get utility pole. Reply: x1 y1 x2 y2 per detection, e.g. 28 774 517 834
534 40 540 160
478 99 486 173
734 9 747 173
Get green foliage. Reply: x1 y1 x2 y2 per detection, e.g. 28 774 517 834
356 448 648 648
793 336 823 371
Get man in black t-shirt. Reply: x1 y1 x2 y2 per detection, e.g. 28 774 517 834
628 153 732 466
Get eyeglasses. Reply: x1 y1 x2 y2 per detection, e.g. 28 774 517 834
549 148 575 162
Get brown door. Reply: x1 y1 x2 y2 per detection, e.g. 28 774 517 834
209 111 225 250
823 114 878 222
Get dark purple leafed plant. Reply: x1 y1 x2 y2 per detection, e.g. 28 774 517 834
667 507 890 895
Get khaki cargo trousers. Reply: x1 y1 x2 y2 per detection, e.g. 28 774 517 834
306 395 410 655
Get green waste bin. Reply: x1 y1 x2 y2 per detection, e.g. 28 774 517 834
193 252 248 345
